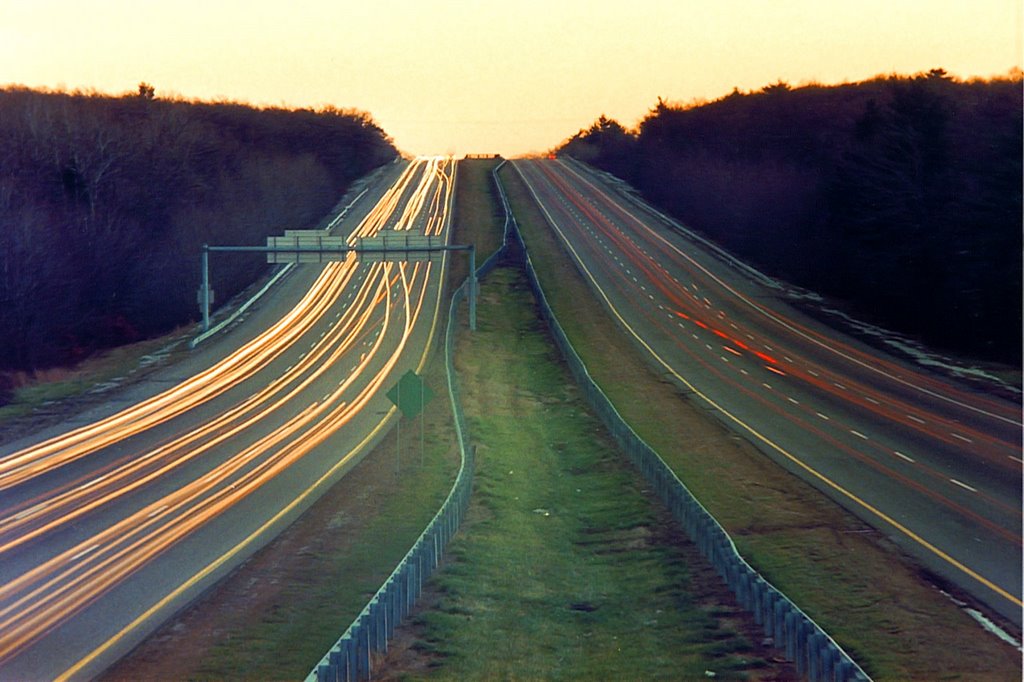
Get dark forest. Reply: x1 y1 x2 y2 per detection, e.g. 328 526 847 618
0 86 396 373
559 70 1022 365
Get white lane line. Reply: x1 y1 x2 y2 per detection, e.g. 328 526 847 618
833 382 847 390
1009 455 1023 464
907 414 926 425
864 396 880 405
808 369 819 377
850 430 868 440
949 478 978 493
720 356 730 363
894 451 915 463
950 433 974 444
816 412 830 420
14 502 47 521
762 383 773 390
78 473 112 491
147 504 169 518
72 544 99 561
787 397 800 405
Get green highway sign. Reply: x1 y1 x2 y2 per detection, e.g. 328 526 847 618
386 370 434 419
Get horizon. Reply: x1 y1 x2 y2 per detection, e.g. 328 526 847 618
3 1 1021 156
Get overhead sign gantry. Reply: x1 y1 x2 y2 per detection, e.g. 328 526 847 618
198 229 476 333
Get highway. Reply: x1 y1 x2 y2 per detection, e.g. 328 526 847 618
513 158 1023 627
0 156 456 680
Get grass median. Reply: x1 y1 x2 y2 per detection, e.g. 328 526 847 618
496 162 1021 680
380 264 793 680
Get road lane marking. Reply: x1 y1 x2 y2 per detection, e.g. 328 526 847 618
950 478 978 493
816 412 830 420
850 430 868 440
907 414 926 424
13 503 47 521
147 505 169 518
71 544 99 561
894 451 915 463
951 433 974 444
787 397 800 405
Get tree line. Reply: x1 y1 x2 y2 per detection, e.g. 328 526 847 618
559 70 1022 364
0 85 396 374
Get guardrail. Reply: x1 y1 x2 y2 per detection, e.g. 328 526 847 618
305 162 511 682
498 162 870 682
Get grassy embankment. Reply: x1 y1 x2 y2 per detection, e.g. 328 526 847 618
496 162 1021 680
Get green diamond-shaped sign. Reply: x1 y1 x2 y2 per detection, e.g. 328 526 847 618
386 370 433 419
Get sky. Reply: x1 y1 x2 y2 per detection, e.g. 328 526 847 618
1 1 1021 157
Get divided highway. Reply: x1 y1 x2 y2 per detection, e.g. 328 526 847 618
0 156 456 680
514 158 1022 627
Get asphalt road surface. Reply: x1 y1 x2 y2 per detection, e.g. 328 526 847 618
513 158 1022 627
0 156 456 680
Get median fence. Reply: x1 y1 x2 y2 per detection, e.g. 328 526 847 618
498 163 870 682
305 166 513 682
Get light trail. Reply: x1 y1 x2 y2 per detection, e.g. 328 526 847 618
0 157 457 666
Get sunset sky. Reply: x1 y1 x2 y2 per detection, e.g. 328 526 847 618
2 1 1020 156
